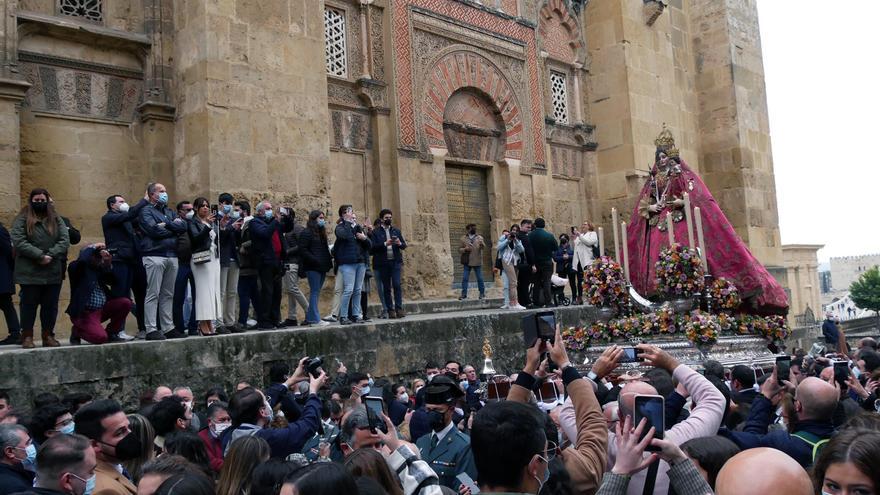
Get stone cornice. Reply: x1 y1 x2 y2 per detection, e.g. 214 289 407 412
137 101 176 122
0 76 32 101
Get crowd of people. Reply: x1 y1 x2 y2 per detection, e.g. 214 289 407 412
0 330 878 494
0 185 411 348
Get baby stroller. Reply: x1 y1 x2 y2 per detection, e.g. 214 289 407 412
551 274 570 306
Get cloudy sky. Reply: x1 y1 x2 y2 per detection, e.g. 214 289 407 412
757 0 879 263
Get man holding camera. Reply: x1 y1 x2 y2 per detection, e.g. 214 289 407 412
65 243 133 345
458 224 486 301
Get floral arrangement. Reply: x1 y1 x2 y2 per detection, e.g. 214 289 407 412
655 244 706 298
709 278 741 311
715 311 734 332
562 326 590 352
683 311 720 347
655 306 678 335
759 315 791 342
584 256 628 310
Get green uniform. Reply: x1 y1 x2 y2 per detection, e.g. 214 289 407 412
415 427 478 491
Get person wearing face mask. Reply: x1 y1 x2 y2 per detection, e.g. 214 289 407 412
169 201 197 339
348 372 372 404
12 433 97 495
249 200 288 330
74 400 143 495
390 384 411 426
414 375 477 490
170 387 201 432
0 424 36 493
30 403 76 447
333 205 372 325
370 208 407 319
138 183 187 341
10 188 70 349
215 193 241 333
65 244 132 345
297 210 333 326
458 224 487 301
233 201 259 332
197 402 231 474
101 194 149 342
225 370 328 459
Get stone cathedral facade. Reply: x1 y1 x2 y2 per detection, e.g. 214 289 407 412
0 0 786 301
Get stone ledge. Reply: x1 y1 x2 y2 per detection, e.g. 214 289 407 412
0 306 594 410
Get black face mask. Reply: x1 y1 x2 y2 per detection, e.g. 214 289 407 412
427 409 448 432
31 201 48 213
468 229 476 235
108 433 143 461
383 219 392 226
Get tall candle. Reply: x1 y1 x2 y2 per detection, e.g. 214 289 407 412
666 214 675 246
598 227 604 258
695 207 708 271
611 208 620 261
621 221 630 282
683 192 695 248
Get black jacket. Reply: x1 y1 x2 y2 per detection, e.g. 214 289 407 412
333 222 372 265
138 203 187 257
283 221 305 265
0 223 13 294
187 219 217 254
101 199 148 262
298 228 332 274
218 219 239 267
0 462 35 495
370 225 407 266
65 246 117 318
516 230 535 267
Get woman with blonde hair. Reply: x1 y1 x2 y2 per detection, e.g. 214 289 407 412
123 413 156 484
10 188 69 348
216 435 271 495
188 197 223 335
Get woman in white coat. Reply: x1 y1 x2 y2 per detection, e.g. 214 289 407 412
571 221 598 305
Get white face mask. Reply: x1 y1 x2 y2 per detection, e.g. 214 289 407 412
185 210 194 220
398 393 410 404
211 422 231 437
118 202 130 213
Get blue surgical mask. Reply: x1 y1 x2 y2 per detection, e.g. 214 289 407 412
157 192 169 204
17 443 36 471
264 401 275 422
231 210 241 220
264 209 273 220
317 219 326 228
59 422 76 435
460 380 469 391
533 455 550 493
222 204 232 214
359 386 370 396
69 472 96 495
368 377 375 387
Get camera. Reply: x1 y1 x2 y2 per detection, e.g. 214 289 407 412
105 248 119 255
306 356 324 378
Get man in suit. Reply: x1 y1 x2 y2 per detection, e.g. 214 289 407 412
725 364 759 430
74 400 141 495
102 193 149 341
414 375 477 490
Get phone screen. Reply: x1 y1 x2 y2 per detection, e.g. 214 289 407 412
536 311 556 343
619 347 642 364
633 395 664 452
775 356 791 385
833 361 849 386
364 397 386 433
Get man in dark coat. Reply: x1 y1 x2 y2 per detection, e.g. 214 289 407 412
101 193 148 341
66 244 132 345
0 222 20 345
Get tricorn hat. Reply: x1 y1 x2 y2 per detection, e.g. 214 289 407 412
424 375 464 405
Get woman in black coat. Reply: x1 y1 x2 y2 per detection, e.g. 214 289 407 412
298 210 332 326
0 222 20 345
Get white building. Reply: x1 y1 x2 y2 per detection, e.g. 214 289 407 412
829 254 880 292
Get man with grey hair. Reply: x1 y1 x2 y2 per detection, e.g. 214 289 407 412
249 200 286 329
0 424 35 493
339 407 383 456
13 433 96 495
138 182 187 341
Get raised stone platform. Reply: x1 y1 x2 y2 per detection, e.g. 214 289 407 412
0 304 594 410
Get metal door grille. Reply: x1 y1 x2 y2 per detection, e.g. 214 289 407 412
446 166 493 289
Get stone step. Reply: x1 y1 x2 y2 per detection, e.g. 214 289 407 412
396 297 506 316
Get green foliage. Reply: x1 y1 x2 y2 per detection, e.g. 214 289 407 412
850 266 880 313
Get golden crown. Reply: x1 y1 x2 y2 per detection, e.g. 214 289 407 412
654 123 679 157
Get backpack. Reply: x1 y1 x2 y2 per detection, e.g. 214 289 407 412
791 431 829 465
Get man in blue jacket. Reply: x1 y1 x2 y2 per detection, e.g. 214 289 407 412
719 368 838 467
102 193 148 341
138 183 187 341
225 370 327 459
371 209 407 319
249 201 288 329
66 244 132 345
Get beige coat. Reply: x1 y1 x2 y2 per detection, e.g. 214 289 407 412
459 234 485 267
94 460 136 495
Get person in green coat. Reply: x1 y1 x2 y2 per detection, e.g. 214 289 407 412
10 188 70 348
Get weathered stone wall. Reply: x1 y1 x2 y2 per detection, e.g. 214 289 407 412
0 306 593 411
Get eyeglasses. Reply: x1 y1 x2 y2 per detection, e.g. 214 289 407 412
54 417 74 429
540 441 558 461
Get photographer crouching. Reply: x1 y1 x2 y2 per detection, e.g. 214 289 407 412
65 243 132 344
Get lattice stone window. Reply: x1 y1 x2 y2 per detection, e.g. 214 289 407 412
324 7 348 78
550 71 569 124
58 0 103 22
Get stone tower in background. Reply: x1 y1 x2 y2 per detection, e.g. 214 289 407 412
0 0 786 317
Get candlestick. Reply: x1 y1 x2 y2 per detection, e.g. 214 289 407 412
683 192 695 248
695 207 708 271
598 227 604 258
612 208 620 261
666 214 675 246
621 221 630 282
